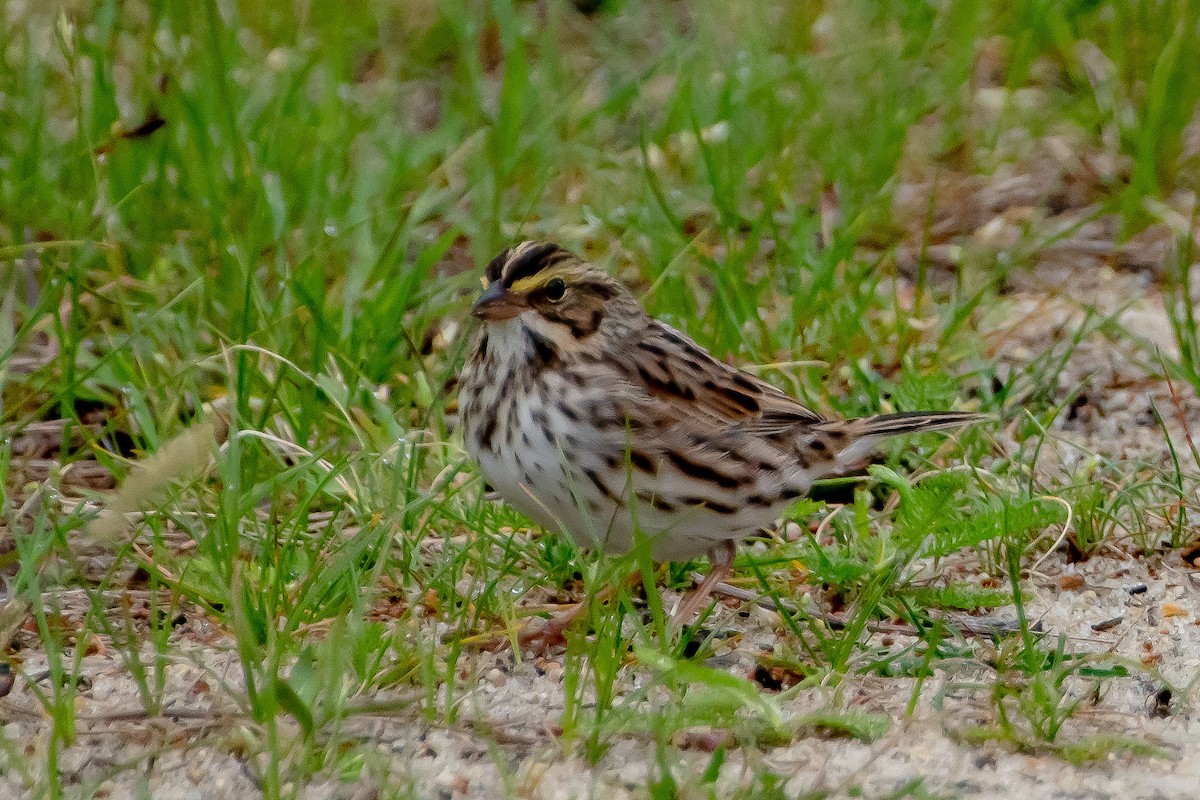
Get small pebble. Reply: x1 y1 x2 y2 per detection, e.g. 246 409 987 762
1161 602 1187 618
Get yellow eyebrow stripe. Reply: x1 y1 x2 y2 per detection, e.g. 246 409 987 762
510 275 549 294
509 264 586 294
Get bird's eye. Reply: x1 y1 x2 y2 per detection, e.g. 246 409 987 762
544 277 566 302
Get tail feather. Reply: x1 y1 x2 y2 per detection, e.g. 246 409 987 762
818 411 987 468
850 411 988 437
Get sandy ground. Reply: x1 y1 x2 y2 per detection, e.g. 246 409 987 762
2 542 1199 799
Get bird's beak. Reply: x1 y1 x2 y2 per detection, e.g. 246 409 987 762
472 282 525 321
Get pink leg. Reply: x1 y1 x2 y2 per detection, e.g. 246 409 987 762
672 540 738 627
514 576 633 653
515 597 595 652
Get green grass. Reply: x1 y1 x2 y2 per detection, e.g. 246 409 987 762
2 1 1199 798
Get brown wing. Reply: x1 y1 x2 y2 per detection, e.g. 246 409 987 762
615 320 824 430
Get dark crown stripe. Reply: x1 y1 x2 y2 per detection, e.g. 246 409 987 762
484 248 511 282
502 242 570 287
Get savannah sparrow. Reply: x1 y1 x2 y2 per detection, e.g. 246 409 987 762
459 242 982 628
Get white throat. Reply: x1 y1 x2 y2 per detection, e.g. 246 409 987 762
486 311 578 366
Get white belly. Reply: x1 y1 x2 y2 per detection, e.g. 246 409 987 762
467 403 781 561
460 319 790 562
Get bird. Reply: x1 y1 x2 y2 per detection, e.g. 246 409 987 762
458 241 983 640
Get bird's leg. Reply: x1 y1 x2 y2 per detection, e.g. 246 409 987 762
672 540 738 628
514 569 646 653
515 587 611 652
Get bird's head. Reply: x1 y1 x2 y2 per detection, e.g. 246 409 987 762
472 242 632 344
